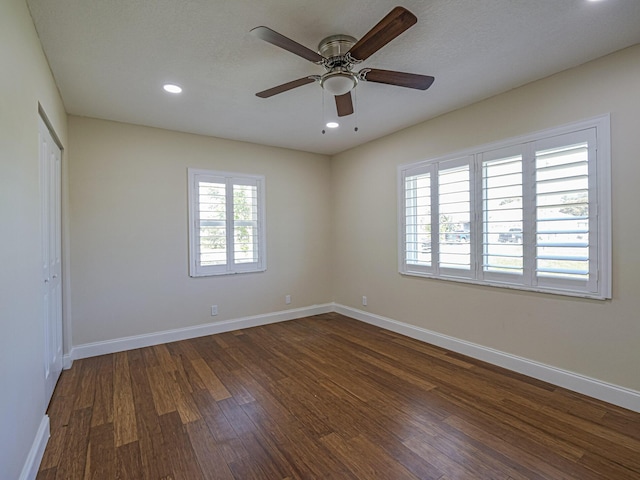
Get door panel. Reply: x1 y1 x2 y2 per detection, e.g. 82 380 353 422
39 116 62 403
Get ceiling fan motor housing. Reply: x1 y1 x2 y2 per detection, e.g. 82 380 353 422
318 34 356 58
317 35 359 95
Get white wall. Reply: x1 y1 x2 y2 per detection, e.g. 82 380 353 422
331 44 640 393
67 117 332 346
0 1 68 479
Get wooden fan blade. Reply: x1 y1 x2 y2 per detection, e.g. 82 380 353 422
361 69 435 90
256 77 316 98
347 7 417 62
335 92 354 117
251 26 325 63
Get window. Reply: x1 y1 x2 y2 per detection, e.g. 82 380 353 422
399 115 611 299
188 169 266 277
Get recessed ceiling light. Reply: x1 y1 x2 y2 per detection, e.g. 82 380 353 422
326 122 339 129
163 84 182 94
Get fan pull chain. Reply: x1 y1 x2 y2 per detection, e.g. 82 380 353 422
354 89 359 132
321 89 326 134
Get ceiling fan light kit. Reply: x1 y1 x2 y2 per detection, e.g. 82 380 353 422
320 72 358 96
251 6 434 119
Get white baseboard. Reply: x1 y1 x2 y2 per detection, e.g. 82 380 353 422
68 304 334 361
19 415 49 480
62 354 73 370
334 304 640 413
63 301 640 413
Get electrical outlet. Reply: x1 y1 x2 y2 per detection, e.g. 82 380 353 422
285 295 291 305
362 296 367 306
211 305 218 316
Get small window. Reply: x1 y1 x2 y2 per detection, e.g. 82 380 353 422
399 115 611 299
188 169 266 277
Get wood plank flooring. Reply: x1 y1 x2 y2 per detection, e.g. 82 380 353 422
37 313 640 479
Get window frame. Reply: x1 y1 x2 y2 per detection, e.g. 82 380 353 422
188 168 266 277
398 115 611 299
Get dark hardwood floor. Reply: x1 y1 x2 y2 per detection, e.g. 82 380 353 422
37 313 640 479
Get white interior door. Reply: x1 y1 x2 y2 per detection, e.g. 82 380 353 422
39 116 63 403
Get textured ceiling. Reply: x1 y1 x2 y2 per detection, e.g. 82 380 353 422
27 0 640 155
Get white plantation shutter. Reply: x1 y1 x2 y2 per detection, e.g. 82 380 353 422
401 157 475 279
403 164 434 274
197 178 227 267
399 116 610 299
533 130 597 294
437 158 473 278
480 146 524 284
189 169 265 277
231 178 262 271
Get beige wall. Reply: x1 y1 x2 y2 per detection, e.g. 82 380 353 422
0 0 68 478
68 117 332 345
331 44 640 392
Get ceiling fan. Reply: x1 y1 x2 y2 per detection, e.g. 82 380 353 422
251 6 434 118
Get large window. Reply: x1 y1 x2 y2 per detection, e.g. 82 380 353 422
188 169 266 277
399 116 611 299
